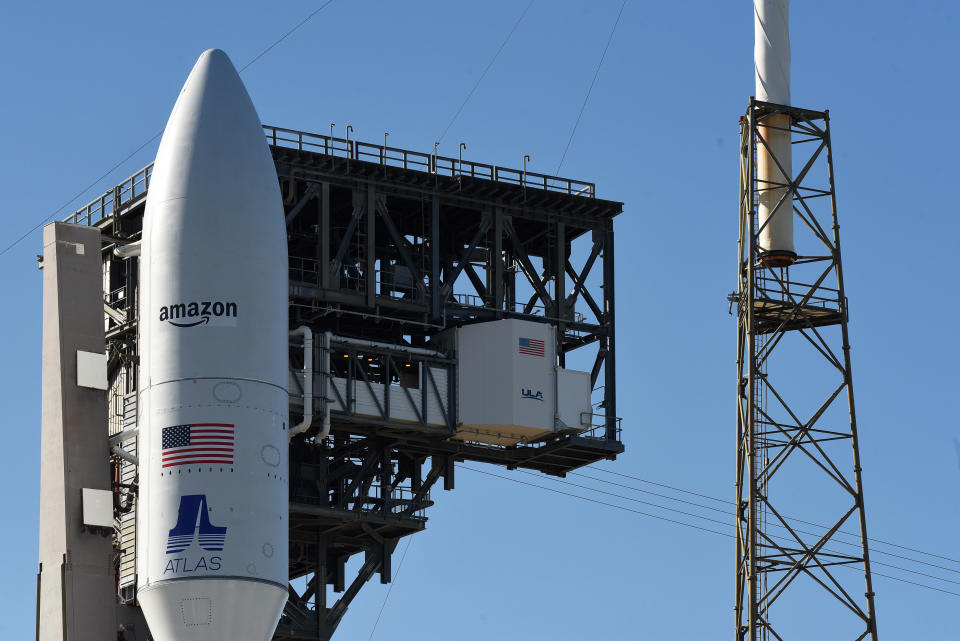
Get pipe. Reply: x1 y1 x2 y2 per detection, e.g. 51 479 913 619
754 0 795 267
289 326 314 437
331 335 444 359
108 427 139 447
321 331 331 439
112 445 139 467
113 240 142 258
553 365 562 431
754 0 790 105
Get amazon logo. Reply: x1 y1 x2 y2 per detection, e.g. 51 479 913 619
158 300 238 328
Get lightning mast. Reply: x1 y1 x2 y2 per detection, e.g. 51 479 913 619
734 1 879 639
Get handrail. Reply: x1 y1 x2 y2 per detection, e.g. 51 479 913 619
64 125 597 228
64 164 153 227
264 125 595 198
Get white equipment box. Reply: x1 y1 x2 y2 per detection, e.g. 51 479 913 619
437 318 592 445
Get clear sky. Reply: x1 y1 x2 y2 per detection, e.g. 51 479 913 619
2 1 958 639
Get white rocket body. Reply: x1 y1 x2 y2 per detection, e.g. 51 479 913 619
754 0 795 266
136 49 289 641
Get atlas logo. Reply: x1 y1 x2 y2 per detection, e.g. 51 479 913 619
158 300 238 328
521 388 544 401
166 494 227 554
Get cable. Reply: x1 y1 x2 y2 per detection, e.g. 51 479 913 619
1 1 337 260
459 464 960 599
586 465 960 566
869 569 960 598
577 467 734 505
435 0 535 144
0 132 161 258
461 464 736 539
239 0 337 73
515 469 736 529
514 469 960 586
481 464 960 598
570 469 960 576
367 536 412 641
554 0 627 173
571 470 736 515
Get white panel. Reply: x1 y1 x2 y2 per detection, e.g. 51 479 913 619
117 396 138 593
513 321 554 431
556 368 592 431
387 385 417 423
425 367 448 426
455 322 511 429
386 385 421 424
448 318 557 445
77 351 108 390
326 370 448 428
331 378 349 412
82 488 114 528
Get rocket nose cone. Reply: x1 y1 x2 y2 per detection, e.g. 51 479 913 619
149 46 272 205
193 48 236 76
200 47 228 59
180 48 242 99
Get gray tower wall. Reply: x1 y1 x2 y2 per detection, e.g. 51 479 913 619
38 222 117 641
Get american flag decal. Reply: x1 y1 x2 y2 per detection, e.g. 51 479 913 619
518 337 545 357
161 423 235 468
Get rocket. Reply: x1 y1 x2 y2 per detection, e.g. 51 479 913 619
136 49 289 640
754 0 795 267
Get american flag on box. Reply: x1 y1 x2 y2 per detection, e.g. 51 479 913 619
161 423 235 468
518 336 545 357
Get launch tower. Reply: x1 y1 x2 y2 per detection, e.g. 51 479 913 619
51 124 622 640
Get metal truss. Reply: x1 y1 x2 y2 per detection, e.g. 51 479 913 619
79 125 623 640
273 124 620 442
278 436 451 640
734 100 878 641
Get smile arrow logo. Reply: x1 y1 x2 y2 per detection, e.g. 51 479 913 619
170 316 211 328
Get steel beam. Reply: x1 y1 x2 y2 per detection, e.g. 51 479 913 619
55 125 625 641
734 100 878 641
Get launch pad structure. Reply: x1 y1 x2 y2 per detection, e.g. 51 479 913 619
734 99 878 640
49 126 623 640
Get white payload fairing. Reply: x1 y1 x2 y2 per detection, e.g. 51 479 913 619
136 49 289 641
754 0 795 266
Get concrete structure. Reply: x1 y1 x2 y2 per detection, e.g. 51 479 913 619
38 222 149 641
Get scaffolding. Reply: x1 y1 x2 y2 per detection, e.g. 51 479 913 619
734 100 879 640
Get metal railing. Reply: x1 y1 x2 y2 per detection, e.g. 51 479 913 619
452 291 587 324
63 125 596 229
578 418 623 442
755 269 842 311
289 256 421 300
264 125 596 198
65 165 152 226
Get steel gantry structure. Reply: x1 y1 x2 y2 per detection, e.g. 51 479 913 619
734 99 879 640
69 125 624 640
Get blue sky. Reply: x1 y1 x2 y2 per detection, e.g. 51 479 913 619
2 1 958 639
